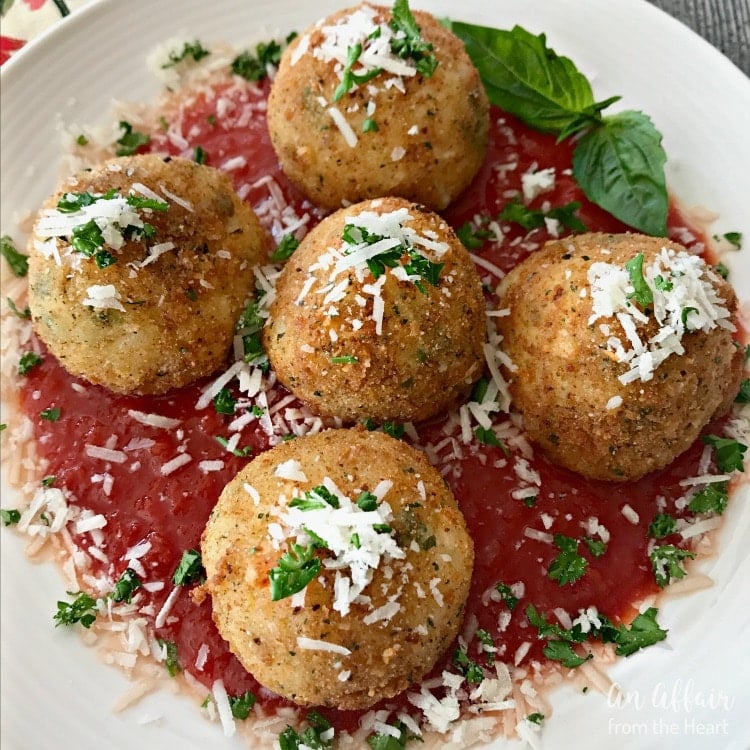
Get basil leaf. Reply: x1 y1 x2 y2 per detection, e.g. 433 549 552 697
573 110 667 235
448 23 602 134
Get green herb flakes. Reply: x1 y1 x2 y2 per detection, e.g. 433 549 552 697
18 351 42 375
115 120 150 156
649 544 695 588
110 568 142 603
548 534 588 586
1 235 29 277
157 638 182 676
228 690 257 720
40 407 61 422
173 549 205 586
54 591 98 628
1 509 21 526
162 40 210 68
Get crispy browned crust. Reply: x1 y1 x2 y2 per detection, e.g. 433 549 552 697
267 3 489 210
28 154 268 394
263 196 486 423
497 232 744 481
201 428 474 710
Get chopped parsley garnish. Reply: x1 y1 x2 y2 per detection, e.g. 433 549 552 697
330 355 359 364
40 407 61 422
389 0 438 77
495 582 519 611
736 378 750 403
7 297 30 319
356 490 378 512
527 713 545 725
601 607 669 656
382 421 405 439
236 298 269 369
270 233 300 262
290 485 340 511
110 568 142 603
193 145 208 164
333 43 384 102
702 434 746 473
543 639 592 668
582 536 607 558
1 509 21 526
41 475 56 487
548 534 588 586
172 549 205 586
121 195 169 211
342 223 443 292
453 644 484 683
714 261 729 280
228 690 257 720
362 117 379 133
687 481 729 516
157 638 182 676
18 351 42 375
54 591 98 628
456 220 495 249
647 512 676 538
499 197 586 233
76 134 89 146
214 435 253 457
279 711 333 750
269 543 321 601
1 235 28 276
720 231 742 250
474 426 509 454
115 120 151 156
625 253 653 308
162 40 210 68
527 603 668 664
231 36 293 81
213 387 237 415
649 544 695 588
367 719 416 749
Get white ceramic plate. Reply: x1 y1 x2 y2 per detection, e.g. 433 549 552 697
1 1 749 748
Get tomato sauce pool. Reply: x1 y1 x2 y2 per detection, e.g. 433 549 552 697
18 77 721 732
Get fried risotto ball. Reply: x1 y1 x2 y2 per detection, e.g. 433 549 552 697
201 428 474 710
27 154 267 394
496 232 743 481
263 196 486 423
267 2 489 210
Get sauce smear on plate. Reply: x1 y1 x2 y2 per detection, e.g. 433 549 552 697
17 75 716 728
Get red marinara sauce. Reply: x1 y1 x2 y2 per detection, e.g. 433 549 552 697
16 75 728 732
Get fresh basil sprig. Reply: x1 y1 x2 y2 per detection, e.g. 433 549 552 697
447 22 668 236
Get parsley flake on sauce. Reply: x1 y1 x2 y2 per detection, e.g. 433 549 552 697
18 351 42 375
701 434 747 473
647 512 677 538
649 544 695 588
279 711 333 750
366 719 417 750
40 407 61 422
157 638 182 676
54 591 98 628
495 582 519 611
452 644 485 683
548 534 588 586
115 121 151 156
110 568 142 603
687 481 729 516
172 549 205 586
228 690 257 720
270 233 300 262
